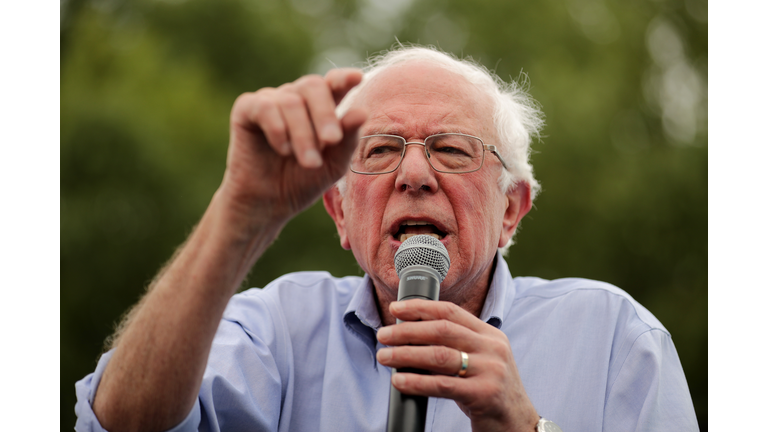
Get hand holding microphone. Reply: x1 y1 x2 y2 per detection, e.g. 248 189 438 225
386 235 450 432
379 236 540 432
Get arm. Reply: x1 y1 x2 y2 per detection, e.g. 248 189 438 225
91 70 367 432
603 329 699 431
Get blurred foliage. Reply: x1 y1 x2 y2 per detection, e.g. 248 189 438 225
61 0 707 430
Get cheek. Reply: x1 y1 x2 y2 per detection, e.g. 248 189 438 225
344 178 389 242
451 176 506 244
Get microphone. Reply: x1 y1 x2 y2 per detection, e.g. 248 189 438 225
386 234 450 432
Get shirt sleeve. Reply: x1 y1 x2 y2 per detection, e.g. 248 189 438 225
195 314 288 432
74 287 291 432
74 349 201 432
603 329 699 432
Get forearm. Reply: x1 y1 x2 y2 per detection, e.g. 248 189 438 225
92 187 286 432
89 68 364 431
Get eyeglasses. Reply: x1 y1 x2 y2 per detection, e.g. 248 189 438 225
349 133 510 175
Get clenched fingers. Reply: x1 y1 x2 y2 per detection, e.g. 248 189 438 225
377 318 481 353
377 345 467 376
281 75 343 149
388 371 479 403
278 90 324 167
387 359 539 432
230 68 364 168
388 299 494 335
231 89 289 154
375 302 539 431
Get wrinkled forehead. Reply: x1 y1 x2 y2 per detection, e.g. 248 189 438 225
351 61 496 135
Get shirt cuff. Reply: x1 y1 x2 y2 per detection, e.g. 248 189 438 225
74 350 201 432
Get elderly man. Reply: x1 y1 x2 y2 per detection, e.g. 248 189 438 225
75 46 698 432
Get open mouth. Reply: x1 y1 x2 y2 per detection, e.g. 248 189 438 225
394 220 447 242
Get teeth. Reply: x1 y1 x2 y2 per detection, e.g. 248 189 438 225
403 220 430 226
399 233 441 242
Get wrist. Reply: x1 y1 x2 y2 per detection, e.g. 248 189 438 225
182 188 287 290
211 182 290 240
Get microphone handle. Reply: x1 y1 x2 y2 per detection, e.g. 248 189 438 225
386 266 441 432
387 371 429 432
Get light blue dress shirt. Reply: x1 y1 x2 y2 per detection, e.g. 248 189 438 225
75 254 698 431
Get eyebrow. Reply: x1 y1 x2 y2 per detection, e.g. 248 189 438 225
361 128 475 137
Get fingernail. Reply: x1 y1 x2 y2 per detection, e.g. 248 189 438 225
321 124 342 142
390 302 404 312
281 142 291 154
392 374 405 387
377 348 391 362
304 149 322 167
377 326 391 340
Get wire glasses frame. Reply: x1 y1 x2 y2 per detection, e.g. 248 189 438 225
349 133 510 175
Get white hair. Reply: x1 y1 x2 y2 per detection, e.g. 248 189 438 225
335 45 544 254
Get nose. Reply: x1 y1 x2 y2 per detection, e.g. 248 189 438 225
395 142 439 193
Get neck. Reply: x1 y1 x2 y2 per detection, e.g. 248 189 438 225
375 256 498 327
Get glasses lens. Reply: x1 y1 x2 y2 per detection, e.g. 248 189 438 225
426 134 483 172
352 135 405 174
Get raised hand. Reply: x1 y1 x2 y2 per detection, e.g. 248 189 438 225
92 69 366 432
221 68 367 225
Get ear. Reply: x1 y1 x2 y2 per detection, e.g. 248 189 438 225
323 186 351 250
498 182 533 248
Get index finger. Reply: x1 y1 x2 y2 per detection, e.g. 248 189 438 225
324 68 363 104
388 300 491 334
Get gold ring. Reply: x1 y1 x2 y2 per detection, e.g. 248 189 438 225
458 351 469 377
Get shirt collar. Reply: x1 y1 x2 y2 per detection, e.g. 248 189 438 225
344 273 382 331
344 251 516 336
477 251 516 329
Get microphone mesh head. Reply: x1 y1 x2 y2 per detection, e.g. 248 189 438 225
394 235 450 282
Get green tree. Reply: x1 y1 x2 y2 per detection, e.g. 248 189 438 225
61 0 706 429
